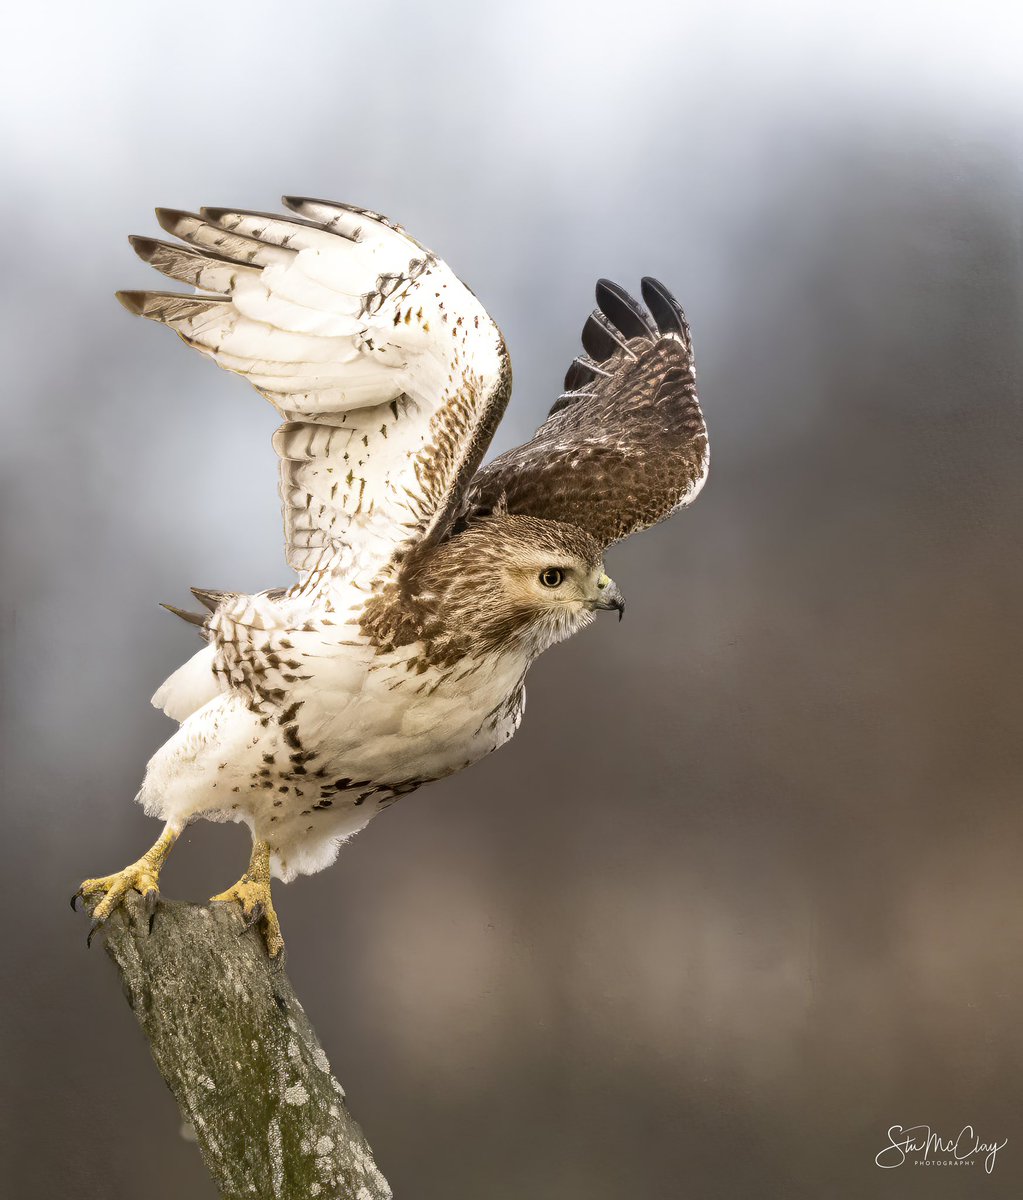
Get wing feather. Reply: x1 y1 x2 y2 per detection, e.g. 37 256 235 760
127 236 262 293
119 197 510 577
463 278 708 548
155 208 296 268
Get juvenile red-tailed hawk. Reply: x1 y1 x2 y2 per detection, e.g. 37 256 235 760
75 197 709 956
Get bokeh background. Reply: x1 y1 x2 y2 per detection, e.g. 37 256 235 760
2 1 1022 1196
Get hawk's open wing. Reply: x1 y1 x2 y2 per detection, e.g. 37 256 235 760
119 198 510 579
462 279 707 547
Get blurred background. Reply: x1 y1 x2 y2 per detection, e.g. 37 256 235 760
2 1 1021 1196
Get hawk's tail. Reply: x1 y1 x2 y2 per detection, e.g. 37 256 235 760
152 646 221 723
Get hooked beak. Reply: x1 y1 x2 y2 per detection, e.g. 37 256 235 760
591 573 626 621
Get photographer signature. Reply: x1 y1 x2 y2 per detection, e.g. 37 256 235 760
875 1125 1006 1174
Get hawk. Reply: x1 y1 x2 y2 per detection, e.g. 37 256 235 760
75 198 709 957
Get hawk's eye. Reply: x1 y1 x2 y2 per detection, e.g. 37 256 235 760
539 567 564 589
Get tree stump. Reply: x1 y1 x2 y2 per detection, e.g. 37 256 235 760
83 893 392 1200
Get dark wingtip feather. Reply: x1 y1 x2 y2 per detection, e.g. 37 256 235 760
200 206 232 225
581 313 620 362
596 279 657 342
155 207 197 236
564 358 596 392
128 234 161 261
640 277 690 342
115 290 146 315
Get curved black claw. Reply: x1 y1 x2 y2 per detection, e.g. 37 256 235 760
143 888 160 934
86 918 104 949
240 900 265 933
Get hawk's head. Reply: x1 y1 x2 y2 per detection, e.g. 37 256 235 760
410 514 624 661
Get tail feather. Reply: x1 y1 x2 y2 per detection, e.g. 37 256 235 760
191 587 236 612
161 602 207 629
152 646 221 723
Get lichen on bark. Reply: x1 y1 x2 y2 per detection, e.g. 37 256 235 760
87 893 392 1200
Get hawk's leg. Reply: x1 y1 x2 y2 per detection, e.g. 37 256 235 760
74 820 182 945
211 838 285 960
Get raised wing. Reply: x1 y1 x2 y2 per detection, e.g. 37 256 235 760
119 198 510 579
462 278 707 548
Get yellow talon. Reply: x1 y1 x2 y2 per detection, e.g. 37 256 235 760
75 821 182 944
211 839 284 959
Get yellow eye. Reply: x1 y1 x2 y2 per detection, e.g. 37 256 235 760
539 567 564 588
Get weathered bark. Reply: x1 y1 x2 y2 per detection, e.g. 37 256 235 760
86 893 392 1200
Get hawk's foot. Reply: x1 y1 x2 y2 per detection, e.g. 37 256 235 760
211 839 284 960
73 821 182 946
